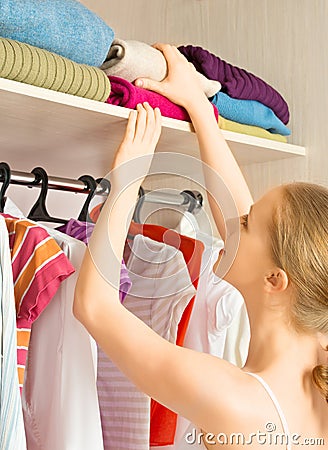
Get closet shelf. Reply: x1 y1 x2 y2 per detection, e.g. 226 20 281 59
0 78 305 178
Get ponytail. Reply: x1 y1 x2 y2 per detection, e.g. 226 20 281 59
312 364 328 403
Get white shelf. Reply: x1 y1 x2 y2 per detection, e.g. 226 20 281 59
0 78 305 178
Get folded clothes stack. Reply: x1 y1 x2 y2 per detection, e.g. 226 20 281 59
178 44 290 140
0 38 110 102
0 0 113 100
106 75 218 121
0 0 114 66
101 38 221 98
0 0 291 140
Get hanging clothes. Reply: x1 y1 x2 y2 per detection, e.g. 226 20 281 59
0 215 27 450
127 222 204 348
89 205 205 447
176 212 249 363
1 213 75 392
153 212 250 450
56 218 132 301
127 221 206 446
97 234 197 450
22 228 105 450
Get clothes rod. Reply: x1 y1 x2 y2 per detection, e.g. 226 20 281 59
9 170 107 195
1 169 203 209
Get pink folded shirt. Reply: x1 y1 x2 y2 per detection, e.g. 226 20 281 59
106 75 218 122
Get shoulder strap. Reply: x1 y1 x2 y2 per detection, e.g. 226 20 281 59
245 372 292 450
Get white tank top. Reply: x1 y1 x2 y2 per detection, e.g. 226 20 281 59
176 372 292 450
246 372 292 450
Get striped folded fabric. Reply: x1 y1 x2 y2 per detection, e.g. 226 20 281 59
0 37 111 102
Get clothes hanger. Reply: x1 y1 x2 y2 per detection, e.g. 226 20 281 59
27 167 68 224
87 178 111 223
180 190 203 214
132 186 145 225
77 175 97 223
0 162 11 213
124 186 146 244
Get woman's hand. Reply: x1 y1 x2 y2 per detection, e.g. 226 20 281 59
135 43 207 111
78 103 162 304
112 102 162 171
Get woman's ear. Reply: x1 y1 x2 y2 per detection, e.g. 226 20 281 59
317 332 328 352
264 268 289 293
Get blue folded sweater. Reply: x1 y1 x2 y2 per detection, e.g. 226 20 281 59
211 92 291 135
0 0 114 67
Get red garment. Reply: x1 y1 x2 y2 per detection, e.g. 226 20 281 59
90 205 204 446
128 222 204 446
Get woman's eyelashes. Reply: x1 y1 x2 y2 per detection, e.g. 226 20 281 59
240 214 249 228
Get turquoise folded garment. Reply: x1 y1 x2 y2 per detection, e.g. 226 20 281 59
0 0 114 67
211 92 291 135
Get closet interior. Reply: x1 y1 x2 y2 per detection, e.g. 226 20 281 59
0 0 310 449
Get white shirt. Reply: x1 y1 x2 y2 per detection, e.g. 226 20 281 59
22 230 104 450
0 215 27 450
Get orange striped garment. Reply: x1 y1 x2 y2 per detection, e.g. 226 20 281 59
2 214 75 391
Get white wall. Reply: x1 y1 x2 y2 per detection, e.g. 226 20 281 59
81 0 328 201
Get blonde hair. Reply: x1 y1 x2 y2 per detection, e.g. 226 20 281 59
269 182 328 402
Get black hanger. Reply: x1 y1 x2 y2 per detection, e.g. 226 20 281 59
27 167 68 224
93 177 111 217
77 175 97 223
132 186 145 224
181 190 203 214
0 162 11 213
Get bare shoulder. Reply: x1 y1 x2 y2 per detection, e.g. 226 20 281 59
165 347 267 434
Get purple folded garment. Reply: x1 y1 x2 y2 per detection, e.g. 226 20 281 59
106 75 218 121
178 45 289 125
57 218 132 301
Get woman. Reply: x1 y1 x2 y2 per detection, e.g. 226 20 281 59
74 44 328 449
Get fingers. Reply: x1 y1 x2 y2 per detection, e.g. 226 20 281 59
152 42 188 68
134 103 147 142
143 102 162 147
135 43 187 93
134 103 162 147
143 102 155 142
123 109 138 143
134 77 163 95
152 106 162 145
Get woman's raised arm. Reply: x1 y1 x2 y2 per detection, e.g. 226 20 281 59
73 102 250 436
135 44 254 240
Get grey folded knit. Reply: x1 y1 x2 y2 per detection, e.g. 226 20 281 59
101 39 221 98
